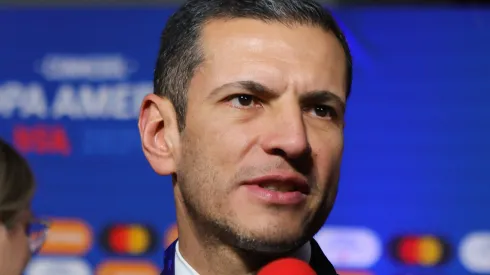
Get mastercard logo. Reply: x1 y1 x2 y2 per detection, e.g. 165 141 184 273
164 223 178 249
389 235 451 266
96 261 159 275
100 223 158 256
39 218 92 256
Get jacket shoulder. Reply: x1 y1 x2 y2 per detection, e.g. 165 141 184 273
309 238 338 275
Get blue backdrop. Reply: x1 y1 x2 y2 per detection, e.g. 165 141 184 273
0 7 489 275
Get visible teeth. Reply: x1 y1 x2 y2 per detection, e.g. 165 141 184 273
260 183 297 192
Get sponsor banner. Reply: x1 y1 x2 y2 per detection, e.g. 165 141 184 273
100 223 158 256
25 257 92 275
13 124 71 156
35 54 139 81
389 235 451 267
1 7 489 275
95 260 159 275
314 226 382 269
39 218 93 256
0 80 150 121
0 53 152 157
459 231 490 274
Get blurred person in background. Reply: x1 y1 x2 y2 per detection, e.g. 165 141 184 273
139 0 351 274
0 138 49 275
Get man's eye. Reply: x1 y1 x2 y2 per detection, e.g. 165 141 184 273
309 105 337 119
229 94 260 108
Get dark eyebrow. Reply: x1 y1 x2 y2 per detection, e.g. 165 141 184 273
208 80 278 100
299 90 346 113
209 80 346 112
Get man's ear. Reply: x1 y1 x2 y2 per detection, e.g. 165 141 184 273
138 94 180 175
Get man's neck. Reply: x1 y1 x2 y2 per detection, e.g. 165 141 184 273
177 239 311 275
178 238 253 275
174 193 311 274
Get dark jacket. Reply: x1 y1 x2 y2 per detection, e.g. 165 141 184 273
309 238 338 275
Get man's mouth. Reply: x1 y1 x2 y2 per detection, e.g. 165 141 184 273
243 171 311 195
242 173 310 205
258 181 310 194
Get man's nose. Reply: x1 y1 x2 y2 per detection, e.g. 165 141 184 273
260 107 310 159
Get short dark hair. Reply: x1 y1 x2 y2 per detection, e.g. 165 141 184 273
154 0 352 130
0 138 35 226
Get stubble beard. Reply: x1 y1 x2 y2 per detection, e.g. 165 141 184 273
179 174 311 256
176 133 340 258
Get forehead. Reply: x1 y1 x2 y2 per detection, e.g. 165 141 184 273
193 18 347 100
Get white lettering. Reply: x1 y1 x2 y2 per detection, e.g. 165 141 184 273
0 81 152 120
79 84 110 118
74 83 146 120
38 54 137 81
0 81 24 118
0 81 48 119
112 84 131 119
52 84 84 119
19 83 48 119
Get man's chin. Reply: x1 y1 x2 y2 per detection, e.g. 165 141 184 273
226 230 308 254
202 214 310 254
237 238 306 255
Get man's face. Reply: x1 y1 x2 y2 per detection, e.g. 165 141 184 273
176 19 347 253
